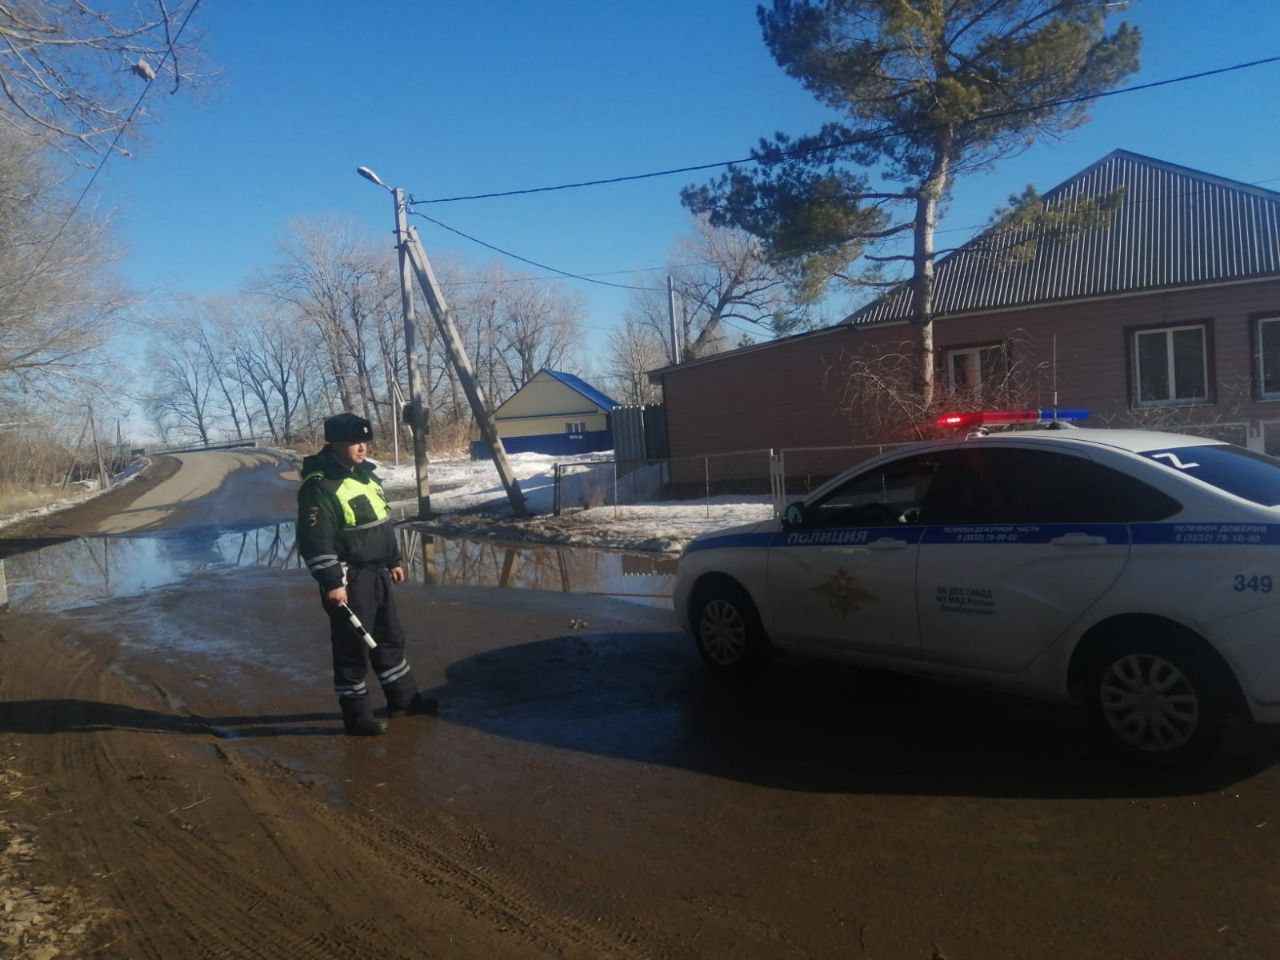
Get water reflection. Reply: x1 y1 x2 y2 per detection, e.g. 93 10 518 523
400 529 676 607
4 523 676 613
5 524 299 612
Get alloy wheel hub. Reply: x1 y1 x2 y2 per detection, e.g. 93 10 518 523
1099 653 1200 753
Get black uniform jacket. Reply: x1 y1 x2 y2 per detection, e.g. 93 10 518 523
296 447 401 591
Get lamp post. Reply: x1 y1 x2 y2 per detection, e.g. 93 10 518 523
358 166 430 518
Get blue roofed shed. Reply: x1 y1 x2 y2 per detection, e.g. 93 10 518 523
470 369 618 459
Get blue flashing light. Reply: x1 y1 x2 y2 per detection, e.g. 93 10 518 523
1035 408 1089 423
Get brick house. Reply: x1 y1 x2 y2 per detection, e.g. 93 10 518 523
650 151 1280 469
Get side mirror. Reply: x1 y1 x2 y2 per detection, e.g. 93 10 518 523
783 502 806 528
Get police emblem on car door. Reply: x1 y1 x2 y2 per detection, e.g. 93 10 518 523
768 453 943 652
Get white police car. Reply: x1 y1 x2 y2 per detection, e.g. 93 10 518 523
674 410 1280 763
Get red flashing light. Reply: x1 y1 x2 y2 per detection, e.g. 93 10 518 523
936 410 1038 428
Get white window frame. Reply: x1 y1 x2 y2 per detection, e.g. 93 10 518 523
1133 324 1208 406
944 344 1004 395
1258 316 1280 400
565 421 586 434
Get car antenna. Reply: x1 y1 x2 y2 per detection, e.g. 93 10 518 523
1052 335 1058 422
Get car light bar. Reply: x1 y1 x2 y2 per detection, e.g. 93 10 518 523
936 408 1089 428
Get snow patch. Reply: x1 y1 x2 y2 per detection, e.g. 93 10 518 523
378 452 773 553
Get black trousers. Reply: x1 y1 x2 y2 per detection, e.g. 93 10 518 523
323 565 417 712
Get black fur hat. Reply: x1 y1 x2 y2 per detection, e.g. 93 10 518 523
323 413 373 443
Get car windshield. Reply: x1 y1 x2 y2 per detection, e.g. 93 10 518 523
1140 444 1280 506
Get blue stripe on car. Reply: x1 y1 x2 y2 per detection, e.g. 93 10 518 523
685 522 1280 552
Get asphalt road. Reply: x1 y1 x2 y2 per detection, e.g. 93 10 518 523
1 450 1278 959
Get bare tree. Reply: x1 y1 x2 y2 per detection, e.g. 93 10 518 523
0 130 131 403
673 216 805 357
604 317 665 405
145 329 217 445
256 218 403 432
628 217 805 364
202 296 318 444
0 0 207 156
490 271 585 399
831 330 1046 443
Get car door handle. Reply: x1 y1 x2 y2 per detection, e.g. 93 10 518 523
1049 533 1108 547
868 537 907 550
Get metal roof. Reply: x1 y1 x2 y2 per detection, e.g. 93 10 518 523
850 150 1280 325
543 369 618 411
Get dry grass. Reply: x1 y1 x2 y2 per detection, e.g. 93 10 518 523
0 482 91 524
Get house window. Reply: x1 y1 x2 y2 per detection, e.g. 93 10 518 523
565 421 586 434
1134 325 1207 404
945 344 1006 394
1258 316 1280 399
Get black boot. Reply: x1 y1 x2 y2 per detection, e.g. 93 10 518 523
384 671 438 718
339 696 388 736
387 691 439 718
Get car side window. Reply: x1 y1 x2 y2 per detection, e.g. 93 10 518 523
921 447 1181 524
809 454 943 528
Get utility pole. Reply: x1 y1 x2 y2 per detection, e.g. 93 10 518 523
666 275 682 365
402 224 527 517
392 187 431 517
360 166 526 518
88 403 108 491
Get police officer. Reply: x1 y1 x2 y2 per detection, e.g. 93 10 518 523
297 412 437 736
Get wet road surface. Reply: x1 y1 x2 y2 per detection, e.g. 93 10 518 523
1 450 1278 959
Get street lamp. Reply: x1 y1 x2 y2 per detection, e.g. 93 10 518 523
356 166 389 190
357 166 431 519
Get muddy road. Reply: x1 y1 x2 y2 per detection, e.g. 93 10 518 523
1 451 1278 959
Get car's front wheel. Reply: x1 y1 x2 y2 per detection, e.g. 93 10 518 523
1087 638 1228 765
691 580 770 678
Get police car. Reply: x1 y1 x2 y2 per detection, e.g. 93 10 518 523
674 410 1280 763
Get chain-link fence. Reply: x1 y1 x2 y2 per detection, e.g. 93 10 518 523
551 445 919 522
772 444 907 509
554 449 775 522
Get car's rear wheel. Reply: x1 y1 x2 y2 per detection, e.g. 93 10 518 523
692 580 769 677
1087 639 1227 765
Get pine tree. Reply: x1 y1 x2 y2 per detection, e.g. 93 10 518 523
683 0 1141 403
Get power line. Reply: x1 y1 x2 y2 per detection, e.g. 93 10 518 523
412 167 1280 300
408 210 664 291
444 261 704 287
410 54 1280 206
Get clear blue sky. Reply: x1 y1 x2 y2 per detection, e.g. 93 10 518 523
98 0 1280 359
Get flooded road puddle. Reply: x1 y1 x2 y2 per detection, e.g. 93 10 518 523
0 523 677 614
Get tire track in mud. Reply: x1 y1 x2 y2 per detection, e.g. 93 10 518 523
237 750 668 960
3 616 668 958
0 623 410 959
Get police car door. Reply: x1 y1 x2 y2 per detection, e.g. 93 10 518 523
915 445 1132 671
768 452 943 652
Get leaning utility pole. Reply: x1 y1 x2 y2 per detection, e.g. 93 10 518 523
393 188 431 517
360 166 526 518
402 223 527 517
